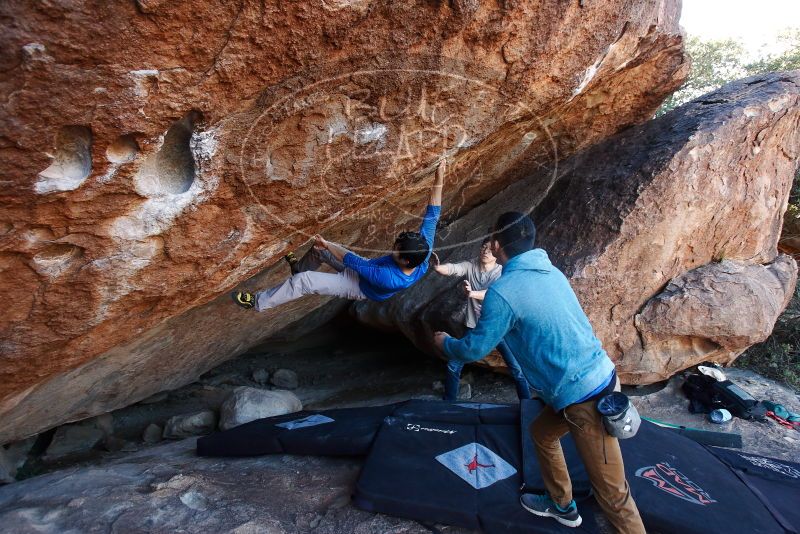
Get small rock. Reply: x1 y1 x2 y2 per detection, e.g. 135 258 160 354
154 474 196 492
229 519 286 534
139 391 169 405
219 387 302 431
432 380 444 392
0 449 16 484
0 437 35 483
295 512 322 530
252 368 270 385
163 410 217 439
180 489 209 511
44 422 108 461
458 382 472 400
142 423 163 444
271 369 299 390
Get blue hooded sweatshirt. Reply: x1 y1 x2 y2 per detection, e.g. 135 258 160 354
443 248 615 411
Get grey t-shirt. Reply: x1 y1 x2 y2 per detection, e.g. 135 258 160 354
448 260 503 328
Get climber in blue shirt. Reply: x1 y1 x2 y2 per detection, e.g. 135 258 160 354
232 160 445 311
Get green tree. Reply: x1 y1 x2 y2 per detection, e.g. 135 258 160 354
659 37 747 114
658 30 800 115
745 28 800 75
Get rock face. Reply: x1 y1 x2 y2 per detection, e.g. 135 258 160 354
354 72 800 383
0 1 688 442
635 258 797 375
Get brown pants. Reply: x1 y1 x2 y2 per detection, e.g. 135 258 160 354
530 398 646 534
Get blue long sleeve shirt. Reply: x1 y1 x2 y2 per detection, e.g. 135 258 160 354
343 205 441 301
443 249 615 411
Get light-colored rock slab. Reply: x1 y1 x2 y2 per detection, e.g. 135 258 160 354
219 388 302 431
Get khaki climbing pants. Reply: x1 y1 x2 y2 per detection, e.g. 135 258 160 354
530 388 646 534
254 247 366 311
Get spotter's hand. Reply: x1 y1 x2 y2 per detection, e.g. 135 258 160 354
462 280 472 297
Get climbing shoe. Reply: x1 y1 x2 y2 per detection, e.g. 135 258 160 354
284 251 299 270
231 291 255 309
520 494 582 528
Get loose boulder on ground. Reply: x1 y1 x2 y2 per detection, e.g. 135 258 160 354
162 411 217 439
271 369 299 390
252 368 270 386
0 438 34 484
219 387 302 431
42 414 114 462
142 424 163 444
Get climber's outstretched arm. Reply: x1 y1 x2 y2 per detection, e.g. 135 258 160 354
429 159 446 207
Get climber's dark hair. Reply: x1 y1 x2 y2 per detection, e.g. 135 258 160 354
492 211 536 259
394 231 430 268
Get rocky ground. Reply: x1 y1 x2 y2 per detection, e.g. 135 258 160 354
0 320 798 533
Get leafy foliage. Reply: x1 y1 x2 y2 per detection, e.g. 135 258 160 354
659 37 748 114
658 30 800 115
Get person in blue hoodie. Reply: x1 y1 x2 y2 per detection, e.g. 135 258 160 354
232 160 445 311
433 212 644 533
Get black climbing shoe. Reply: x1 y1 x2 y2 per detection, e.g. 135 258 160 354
285 251 299 274
231 291 255 309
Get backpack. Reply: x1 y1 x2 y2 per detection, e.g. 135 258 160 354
711 380 767 421
681 374 766 421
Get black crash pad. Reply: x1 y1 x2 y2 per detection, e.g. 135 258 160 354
197 399 796 533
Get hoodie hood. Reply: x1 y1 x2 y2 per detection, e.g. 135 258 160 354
502 249 553 274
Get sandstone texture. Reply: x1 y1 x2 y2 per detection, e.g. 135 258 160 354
635 258 797 374
354 72 800 383
0 0 688 443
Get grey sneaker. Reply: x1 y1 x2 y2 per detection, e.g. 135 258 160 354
520 493 582 528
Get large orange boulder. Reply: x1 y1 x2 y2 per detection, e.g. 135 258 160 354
0 0 687 443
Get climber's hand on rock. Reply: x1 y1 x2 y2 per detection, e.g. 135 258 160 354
313 234 328 250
